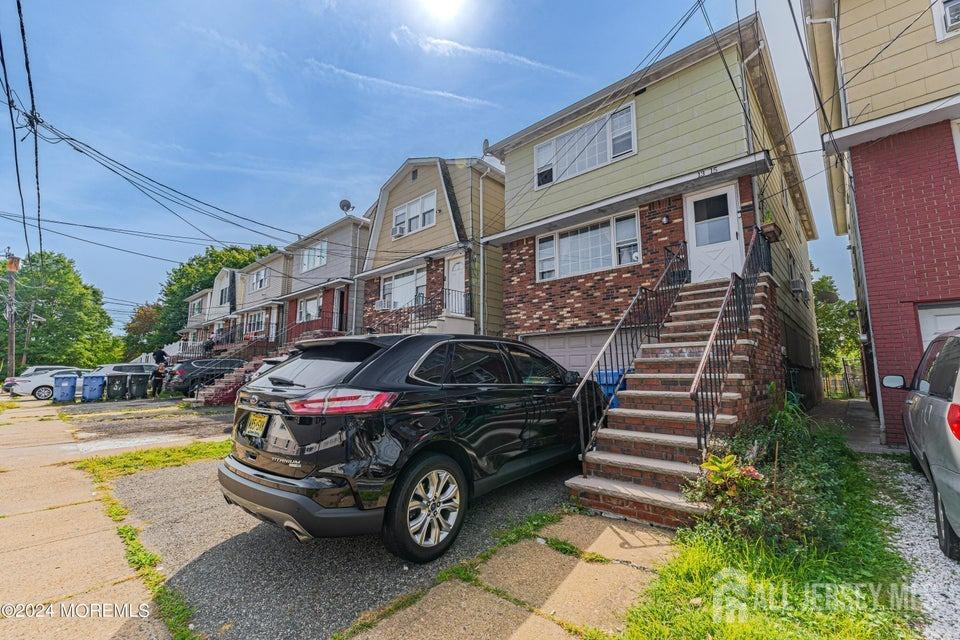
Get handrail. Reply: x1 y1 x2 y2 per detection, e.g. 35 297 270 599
368 287 468 335
572 241 689 467
688 226 772 450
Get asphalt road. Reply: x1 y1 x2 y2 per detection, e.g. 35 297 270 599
112 457 577 639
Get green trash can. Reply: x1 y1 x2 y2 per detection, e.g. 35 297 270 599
128 373 150 399
106 374 128 400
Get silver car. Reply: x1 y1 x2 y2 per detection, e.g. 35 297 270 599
883 330 960 561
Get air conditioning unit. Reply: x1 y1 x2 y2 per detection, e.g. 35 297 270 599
374 299 390 311
391 225 406 239
789 278 805 297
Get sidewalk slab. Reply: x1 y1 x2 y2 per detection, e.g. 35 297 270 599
0 466 96 515
353 579 571 640
477 540 652 634
0 501 112 553
540 513 675 567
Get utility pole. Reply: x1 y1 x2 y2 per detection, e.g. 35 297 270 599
5 248 21 379
20 299 36 366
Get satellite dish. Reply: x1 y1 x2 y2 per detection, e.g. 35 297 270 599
339 199 354 214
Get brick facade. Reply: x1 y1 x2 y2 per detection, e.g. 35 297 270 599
360 256 452 331
850 120 960 445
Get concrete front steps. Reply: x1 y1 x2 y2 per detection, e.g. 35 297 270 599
567 276 772 529
197 356 265 406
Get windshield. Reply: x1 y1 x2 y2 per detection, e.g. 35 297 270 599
246 342 383 391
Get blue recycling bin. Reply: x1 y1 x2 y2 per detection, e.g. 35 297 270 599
52 374 78 403
81 374 106 402
594 369 627 408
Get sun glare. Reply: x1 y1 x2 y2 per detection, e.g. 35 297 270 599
420 0 464 22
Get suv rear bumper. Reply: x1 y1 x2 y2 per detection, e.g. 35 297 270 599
218 456 384 539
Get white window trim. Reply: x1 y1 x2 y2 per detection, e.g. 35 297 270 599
933 0 960 42
534 210 642 283
380 266 428 307
249 267 269 292
191 299 203 316
245 311 265 333
952 120 960 172
296 294 322 323
533 102 637 191
299 240 328 273
391 190 438 240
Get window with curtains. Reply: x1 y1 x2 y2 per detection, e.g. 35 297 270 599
245 311 265 333
381 267 427 308
297 295 321 323
534 103 636 188
300 240 328 272
249 268 268 291
392 191 437 237
536 212 640 281
190 299 203 316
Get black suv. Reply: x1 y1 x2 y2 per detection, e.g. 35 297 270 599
217 334 595 562
167 358 246 395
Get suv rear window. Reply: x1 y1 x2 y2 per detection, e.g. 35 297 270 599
246 342 382 390
447 342 512 384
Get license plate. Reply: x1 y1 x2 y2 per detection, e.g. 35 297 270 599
245 412 270 438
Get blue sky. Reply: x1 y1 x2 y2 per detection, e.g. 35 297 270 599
0 0 852 330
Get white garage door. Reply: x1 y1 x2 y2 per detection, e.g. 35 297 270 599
523 330 613 374
918 303 960 348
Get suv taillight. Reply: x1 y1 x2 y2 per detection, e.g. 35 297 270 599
948 404 960 441
286 387 397 415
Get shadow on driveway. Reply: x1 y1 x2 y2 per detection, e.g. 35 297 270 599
111 457 578 639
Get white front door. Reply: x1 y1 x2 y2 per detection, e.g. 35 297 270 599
683 184 743 283
446 256 466 314
918 303 960 348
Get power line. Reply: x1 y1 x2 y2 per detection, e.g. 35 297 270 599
0 27 29 255
15 0 42 271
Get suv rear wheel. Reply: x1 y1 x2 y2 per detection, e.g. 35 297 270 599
934 481 960 561
382 453 467 563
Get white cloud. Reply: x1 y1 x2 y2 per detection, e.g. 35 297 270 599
391 25 578 78
304 59 496 107
185 25 289 106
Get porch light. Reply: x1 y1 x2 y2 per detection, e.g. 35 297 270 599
661 214 670 225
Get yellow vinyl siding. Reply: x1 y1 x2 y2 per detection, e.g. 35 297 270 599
477 173 505 334
372 163 458 269
501 52 749 230
840 0 960 121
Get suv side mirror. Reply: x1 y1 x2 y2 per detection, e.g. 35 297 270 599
881 374 906 389
563 370 581 385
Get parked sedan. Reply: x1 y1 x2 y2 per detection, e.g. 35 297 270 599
883 329 960 560
218 334 593 562
4 365 70 393
10 368 90 400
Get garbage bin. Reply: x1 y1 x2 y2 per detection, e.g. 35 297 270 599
81 374 106 402
128 373 150 399
594 369 627 409
52 374 78 403
106 374 128 400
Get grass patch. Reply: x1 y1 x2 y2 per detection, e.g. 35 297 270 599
0 399 19 413
74 439 231 483
543 537 610 563
330 589 428 640
625 401 919 639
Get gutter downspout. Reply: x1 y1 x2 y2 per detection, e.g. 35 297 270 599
478 165 491 335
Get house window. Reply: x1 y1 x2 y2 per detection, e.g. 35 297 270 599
392 191 437 238
534 104 636 188
693 195 731 246
218 287 228 305
297 295 321 323
191 299 203 316
300 240 328 273
411 168 418 181
934 0 960 40
536 212 641 281
381 267 427 308
245 311 265 333
249 268 268 291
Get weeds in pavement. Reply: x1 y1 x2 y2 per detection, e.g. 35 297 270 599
330 590 428 640
74 439 231 483
0 400 19 413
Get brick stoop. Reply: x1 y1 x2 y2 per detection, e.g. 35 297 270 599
567 274 783 529
198 356 265 406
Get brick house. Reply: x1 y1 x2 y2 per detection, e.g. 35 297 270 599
483 14 821 399
804 0 960 444
355 157 506 335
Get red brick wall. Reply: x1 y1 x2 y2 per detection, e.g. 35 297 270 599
502 197 686 337
361 258 449 331
850 120 960 445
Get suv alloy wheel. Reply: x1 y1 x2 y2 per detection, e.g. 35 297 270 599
382 453 467 563
33 385 53 400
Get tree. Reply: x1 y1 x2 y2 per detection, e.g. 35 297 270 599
151 244 275 347
813 275 861 376
0 251 124 371
123 303 161 360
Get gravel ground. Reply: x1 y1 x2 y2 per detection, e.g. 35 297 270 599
112 458 576 639
66 406 232 441
868 458 960 639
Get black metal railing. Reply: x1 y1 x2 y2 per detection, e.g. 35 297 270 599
572 242 689 470
368 288 468 335
689 226 772 450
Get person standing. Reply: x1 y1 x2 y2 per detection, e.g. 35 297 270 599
152 348 168 365
151 363 166 398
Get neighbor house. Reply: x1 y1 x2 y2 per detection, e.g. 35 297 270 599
803 0 960 445
355 157 506 335
233 250 291 343
181 287 214 344
278 213 370 342
483 14 821 526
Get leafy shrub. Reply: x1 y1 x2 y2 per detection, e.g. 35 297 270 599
686 387 855 551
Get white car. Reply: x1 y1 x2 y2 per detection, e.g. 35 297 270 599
4 365 70 393
10 368 90 400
